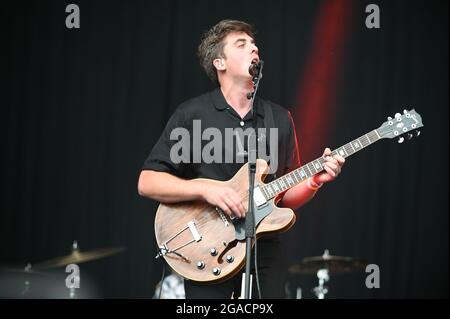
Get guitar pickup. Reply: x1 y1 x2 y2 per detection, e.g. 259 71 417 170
253 186 267 207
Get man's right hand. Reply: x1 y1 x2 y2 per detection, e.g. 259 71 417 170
200 183 246 219
138 171 246 218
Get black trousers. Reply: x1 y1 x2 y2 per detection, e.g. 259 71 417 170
184 236 287 299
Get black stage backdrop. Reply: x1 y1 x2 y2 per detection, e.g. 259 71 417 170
1 0 448 298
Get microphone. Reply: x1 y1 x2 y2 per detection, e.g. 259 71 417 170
248 60 263 77
247 60 264 99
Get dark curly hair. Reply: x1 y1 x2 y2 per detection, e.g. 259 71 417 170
197 19 256 84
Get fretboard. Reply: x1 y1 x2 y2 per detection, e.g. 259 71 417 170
260 129 381 200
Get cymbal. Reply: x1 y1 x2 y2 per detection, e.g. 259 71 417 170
0 264 76 298
289 251 367 275
0 266 47 277
33 246 126 269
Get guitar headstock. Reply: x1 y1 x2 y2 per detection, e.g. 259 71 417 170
377 109 424 143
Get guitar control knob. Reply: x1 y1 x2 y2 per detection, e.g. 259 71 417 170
226 255 234 263
210 248 218 256
196 261 205 270
212 267 221 276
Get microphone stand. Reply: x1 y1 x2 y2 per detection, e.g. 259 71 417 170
243 60 264 299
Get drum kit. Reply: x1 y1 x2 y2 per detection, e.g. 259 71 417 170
288 249 367 299
2 243 364 299
0 241 126 298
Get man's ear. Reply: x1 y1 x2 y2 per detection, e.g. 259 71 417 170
213 58 226 71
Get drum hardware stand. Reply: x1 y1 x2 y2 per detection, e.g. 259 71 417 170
20 263 33 296
312 249 330 299
312 268 329 299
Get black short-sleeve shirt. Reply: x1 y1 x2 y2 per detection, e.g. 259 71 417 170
142 88 300 183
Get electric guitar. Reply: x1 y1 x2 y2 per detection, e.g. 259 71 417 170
154 109 423 283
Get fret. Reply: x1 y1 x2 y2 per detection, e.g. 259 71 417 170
344 143 353 155
331 151 337 160
307 162 317 175
285 176 290 188
303 165 312 177
263 186 270 199
349 141 356 153
264 185 270 197
359 136 366 147
298 168 307 180
273 184 279 196
367 130 379 143
272 182 279 193
267 185 274 197
260 186 268 199
284 176 289 187
285 175 293 187
279 179 285 190
287 174 295 185
362 134 372 145
360 135 370 147
284 175 291 187
281 175 289 190
279 177 284 190
354 139 363 150
343 146 351 156
374 129 381 139
271 184 277 196
292 171 300 183
313 160 322 171
275 180 281 192
336 147 348 158
284 174 292 188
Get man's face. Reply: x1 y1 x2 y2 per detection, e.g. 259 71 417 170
220 32 259 81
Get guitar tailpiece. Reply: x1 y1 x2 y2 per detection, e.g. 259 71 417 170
155 247 190 263
155 246 168 259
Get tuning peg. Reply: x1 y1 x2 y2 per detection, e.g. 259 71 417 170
395 113 402 119
387 116 393 121
406 133 413 140
403 109 408 114
397 136 404 143
414 130 421 137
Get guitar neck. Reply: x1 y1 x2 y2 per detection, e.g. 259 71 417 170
260 129 381 200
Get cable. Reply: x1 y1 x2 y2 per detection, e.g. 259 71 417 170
157 261 166 299
253 236 262 299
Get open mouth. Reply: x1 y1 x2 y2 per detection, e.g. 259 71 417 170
251 58 260 64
